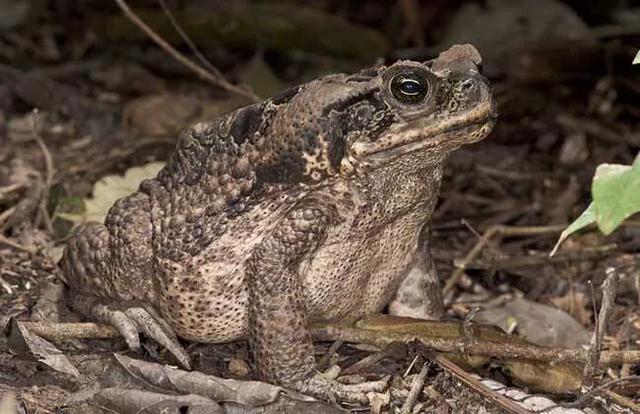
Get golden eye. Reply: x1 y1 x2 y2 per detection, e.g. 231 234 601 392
390 72 429 104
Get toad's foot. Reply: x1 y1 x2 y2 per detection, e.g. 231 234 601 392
70 294 191 369
294 374 389 404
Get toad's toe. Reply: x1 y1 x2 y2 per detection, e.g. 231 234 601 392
70 293 191 369
123 307 191 369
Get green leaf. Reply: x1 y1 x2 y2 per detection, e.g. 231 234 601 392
550 202 595 256
592 162 640 235
633 50 640 65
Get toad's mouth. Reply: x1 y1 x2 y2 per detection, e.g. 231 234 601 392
366 118 496 162
350 92 497 163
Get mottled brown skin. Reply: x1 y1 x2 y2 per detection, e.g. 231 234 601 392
61 44 496 402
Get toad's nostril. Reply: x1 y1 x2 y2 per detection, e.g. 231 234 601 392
460 79 475 92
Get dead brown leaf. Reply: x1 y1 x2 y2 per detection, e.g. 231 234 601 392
123 93 251 137
12 321 81 379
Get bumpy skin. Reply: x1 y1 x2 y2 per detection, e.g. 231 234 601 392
61 44 496 400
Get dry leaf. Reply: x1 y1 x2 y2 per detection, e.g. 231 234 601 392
114 354 312 406
15 321 81 378
123 94 251 137
83 162 165 224
123 94 201 136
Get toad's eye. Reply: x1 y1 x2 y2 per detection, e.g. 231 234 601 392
390 73 429 104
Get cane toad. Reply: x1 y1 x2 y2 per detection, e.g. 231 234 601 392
61 44 496 402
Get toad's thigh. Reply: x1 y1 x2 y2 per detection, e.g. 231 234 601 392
160 287 250 343
157 261 250 343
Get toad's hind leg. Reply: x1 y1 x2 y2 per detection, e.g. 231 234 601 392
61 192 156 301
60 192 190 368
68 292 191 369
61 223 113 295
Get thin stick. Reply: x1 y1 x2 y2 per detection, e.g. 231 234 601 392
0 275 13 294
113 0 260 102
599 389 640 413
582 267 619 389
399 361 429 414
31 110 53 193
19 321 120 340
0 234 37 254
443 224 566 294
157 0 219 76
0 184 24 199
342 342 404 376
434 354 532 414
312 323 640 366
317 340 343 371
398 0 424 48
471 243 623 270
31 109 55 234
546 376 640 411
0 206 16 227
402 353 420 378
21 320 640 367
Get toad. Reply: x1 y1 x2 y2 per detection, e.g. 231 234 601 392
61 44 496 402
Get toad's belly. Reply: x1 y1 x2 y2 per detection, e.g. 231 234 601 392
300 219 420 322
159 216 422 344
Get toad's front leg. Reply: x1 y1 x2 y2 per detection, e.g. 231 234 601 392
245 202 386 403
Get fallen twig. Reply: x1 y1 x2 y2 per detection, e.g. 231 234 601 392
557 113 640 147
0 234 37 254
399 361 430 414
31 110 54 234
0 206 16 228
31 110 54 194
312 321 640 366
113 0 260 102
398 0 424 48
342 342 405 376
582 267 620 389
545 376 640 413
434 354 532 414
470 243 637 270
0 184 24 200
19 319 640 367
443 224 567 294
317 340 343 371
157 0 219 76
19 321 120 340
599 388 640 413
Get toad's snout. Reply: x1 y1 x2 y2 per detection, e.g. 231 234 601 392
461 74 495 116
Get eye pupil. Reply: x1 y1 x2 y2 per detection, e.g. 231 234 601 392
390 72 429 104
400 80 420 95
